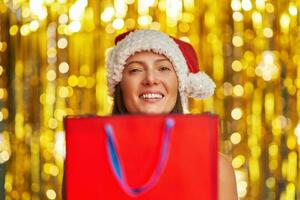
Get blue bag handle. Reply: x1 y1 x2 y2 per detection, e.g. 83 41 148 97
104 117 175 197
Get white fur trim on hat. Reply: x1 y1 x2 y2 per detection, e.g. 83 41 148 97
106 29 215 111
186 72 216 98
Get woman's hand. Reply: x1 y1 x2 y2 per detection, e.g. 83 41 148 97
218 153 238 200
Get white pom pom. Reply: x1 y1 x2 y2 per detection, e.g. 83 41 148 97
186 72 216 99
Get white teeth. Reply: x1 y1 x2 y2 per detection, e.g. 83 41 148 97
141 93 163 99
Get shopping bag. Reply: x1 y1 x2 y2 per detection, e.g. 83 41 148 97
64 114 218 200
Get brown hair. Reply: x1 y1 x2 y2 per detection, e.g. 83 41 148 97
112 84 183 114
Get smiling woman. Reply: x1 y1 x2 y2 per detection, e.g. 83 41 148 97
120 52 179 114
106 29 238 200
108 30 215 113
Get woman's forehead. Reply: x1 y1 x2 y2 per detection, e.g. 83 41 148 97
126 51 170 62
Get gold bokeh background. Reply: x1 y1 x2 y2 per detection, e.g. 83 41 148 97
0 0 299 199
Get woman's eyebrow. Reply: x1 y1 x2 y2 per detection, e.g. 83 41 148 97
155 58 170 63
125 58 170 67
125 61 145 67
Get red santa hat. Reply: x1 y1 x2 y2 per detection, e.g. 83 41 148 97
106 29 215 112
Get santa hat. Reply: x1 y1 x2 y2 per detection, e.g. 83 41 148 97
106 29 216 112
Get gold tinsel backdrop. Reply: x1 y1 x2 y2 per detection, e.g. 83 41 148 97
0 0 299 199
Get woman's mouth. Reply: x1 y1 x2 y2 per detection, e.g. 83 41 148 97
139 92 165 102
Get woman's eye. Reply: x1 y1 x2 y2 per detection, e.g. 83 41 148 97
129 68 142 73
159 66 171 71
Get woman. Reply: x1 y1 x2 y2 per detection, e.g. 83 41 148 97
106 29 237 200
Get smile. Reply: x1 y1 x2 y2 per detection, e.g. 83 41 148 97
139 93 164 99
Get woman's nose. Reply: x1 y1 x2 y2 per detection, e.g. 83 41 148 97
142 70 159 86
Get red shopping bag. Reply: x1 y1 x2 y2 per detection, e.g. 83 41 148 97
64 114 218 200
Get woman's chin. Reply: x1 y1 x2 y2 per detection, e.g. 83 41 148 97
141 110 161 114
138 107 171 114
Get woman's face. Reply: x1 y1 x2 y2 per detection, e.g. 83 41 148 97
120 51 178 114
